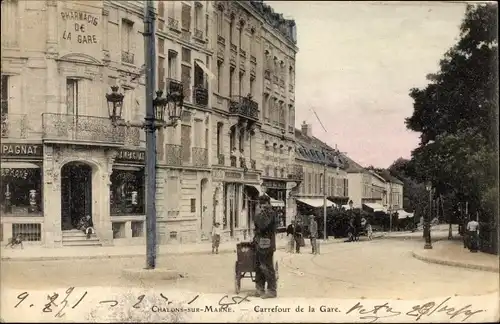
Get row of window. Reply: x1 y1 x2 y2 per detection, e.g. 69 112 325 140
300 172 349 197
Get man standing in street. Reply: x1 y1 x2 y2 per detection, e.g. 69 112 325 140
309 215 318 254
466 215 479 253
252 195 277 299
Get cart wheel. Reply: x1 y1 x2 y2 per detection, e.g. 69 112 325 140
235 261 241 295
275 261 279 281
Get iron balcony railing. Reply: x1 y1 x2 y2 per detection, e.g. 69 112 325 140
192 147 208 167
164 144 182 166
168 17 180 31
250 55 257 64
121 51 134 64
194 28 204 40
166 78 183 94
42 113 125 145
217 35 225 45
1 113 40 139
229 96 259 121
193 86 209 106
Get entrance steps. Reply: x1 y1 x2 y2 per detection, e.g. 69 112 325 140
62 229 102 247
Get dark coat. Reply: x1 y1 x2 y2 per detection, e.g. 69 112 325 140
253 206 277 251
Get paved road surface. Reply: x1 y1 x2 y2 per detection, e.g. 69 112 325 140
2 239 497 300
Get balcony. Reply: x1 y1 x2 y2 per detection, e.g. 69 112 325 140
229 96 259 122
289 84 294 92
250 55 257 64
279 78 285 88
192 147 208 167
165 144 182 166
230 43 237 53
194 28 204 41
287 164 304 181
121 51 134 64
1 113 40 139
272 75 279 84
166 78 183 95
42 113 125 147
217 154 225 166
193 86 209 106
168 17 180 32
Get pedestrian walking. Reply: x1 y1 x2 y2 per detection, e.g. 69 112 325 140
466 216 479 253
211 222 221 254
309 216 318 254
286 221 295 253
252 195 277 299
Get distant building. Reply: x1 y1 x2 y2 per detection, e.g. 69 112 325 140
293 122 348 221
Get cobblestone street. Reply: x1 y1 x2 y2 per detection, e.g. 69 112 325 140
2 239 497 300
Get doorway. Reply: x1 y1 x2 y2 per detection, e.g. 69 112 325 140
61 162 92 230
200 178 208 231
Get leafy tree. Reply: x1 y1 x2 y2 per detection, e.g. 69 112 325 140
405 4 498 252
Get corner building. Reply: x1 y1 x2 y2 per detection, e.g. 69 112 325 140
1 0 150 247
0 0 297 247
210 0 298 240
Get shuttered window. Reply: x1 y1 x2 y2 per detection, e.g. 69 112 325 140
181 4 191 31
158 57 165 90
181 124 191 163
181 64 191 100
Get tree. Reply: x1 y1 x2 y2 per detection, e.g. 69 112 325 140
405 4 499 253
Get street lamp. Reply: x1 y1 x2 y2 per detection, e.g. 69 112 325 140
106 85 184 269
424 181 433 249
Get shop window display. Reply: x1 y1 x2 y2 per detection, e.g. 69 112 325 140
0 168 43 216
110 169 145 215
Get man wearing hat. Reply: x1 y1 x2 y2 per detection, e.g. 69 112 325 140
252 195 277 298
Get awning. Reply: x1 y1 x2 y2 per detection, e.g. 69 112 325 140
195 60 216 80
270 198 285 207
1 162 40 169
363 203 387 213
297 198 334 208
396 210 414 219
245 184 263 195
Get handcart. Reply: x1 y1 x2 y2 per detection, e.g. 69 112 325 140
234 241 279 294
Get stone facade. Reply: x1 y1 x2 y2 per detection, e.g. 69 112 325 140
0 0 299 246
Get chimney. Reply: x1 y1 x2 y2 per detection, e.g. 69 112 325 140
301 121 312 137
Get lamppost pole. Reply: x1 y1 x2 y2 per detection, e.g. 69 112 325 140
107 1 183 269
323 158 327 241
424 182 433 249
144 0 157 270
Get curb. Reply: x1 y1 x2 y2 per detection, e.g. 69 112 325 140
1 239 346 262
411 250 499 273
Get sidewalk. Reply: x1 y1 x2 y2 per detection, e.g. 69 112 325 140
412 240 499 273
1 236 345 262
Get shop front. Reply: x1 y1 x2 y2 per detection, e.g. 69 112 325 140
1 143 44 245
262 179 288 232
213 169 261 241
109 149 146 245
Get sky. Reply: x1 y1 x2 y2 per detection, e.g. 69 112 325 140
267 1 468 168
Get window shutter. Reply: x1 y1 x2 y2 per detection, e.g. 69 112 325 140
181 4 191 30
181 64 191 99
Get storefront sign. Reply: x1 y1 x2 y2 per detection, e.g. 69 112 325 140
263 180 286 190
115 150 145 164
225 171 241 180
59 8 101 55
1 144 43 157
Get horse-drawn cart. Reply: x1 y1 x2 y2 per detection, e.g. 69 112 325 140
234 242 279 294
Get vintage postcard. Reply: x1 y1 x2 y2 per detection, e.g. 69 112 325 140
1 0 498 323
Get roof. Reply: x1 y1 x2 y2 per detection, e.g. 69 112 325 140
374 170 404 185
294 128 348 169
339 153 366 173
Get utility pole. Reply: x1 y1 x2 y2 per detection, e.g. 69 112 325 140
388 182 392 233
144 0 157 269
